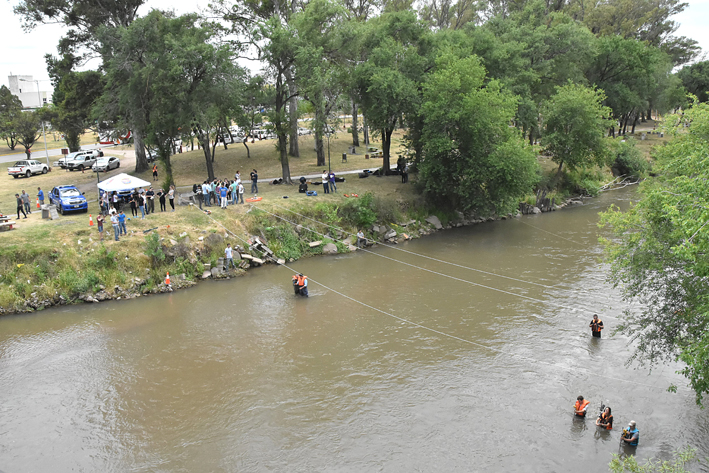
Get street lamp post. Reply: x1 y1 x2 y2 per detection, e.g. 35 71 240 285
19 79 50 167
326 129 331 174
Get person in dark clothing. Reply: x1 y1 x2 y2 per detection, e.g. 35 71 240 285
590 314 604 338
129 194 138 217
157 189 167 212
250 169 258 194
15 193 27 219
146 187 155 214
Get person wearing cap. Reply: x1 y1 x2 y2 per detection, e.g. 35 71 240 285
621 421 639 446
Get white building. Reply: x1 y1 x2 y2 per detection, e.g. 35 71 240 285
7 74 52 109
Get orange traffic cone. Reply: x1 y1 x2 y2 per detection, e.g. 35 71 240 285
89 214 94 226
36 198 40 209
165 272 171 285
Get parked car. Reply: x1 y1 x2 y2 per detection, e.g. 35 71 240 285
49 185 88 214
92 156 120 172
297 127 312 136
67 153 98 171
55 150 103 169
8 160 49 178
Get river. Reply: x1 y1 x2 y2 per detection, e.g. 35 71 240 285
1 187 708 472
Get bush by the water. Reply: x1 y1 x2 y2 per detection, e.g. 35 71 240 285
610 139 650 179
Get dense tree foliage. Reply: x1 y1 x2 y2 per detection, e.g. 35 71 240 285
602 101 709 404
541 83 613 173
678 61 709 104
0 85 23 150
418 53 539 214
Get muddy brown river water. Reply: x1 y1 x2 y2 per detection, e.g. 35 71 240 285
1 187 708 472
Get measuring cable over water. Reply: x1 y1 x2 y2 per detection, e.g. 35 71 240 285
199 208 675 393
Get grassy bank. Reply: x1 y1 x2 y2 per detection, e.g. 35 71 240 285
0 122 669 314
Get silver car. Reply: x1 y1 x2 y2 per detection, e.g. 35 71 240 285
92 156 120 172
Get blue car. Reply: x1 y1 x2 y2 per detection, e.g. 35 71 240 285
49 185 89 214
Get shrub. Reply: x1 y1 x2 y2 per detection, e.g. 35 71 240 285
339 192 377 229
610 139 649 179
144 232 165 265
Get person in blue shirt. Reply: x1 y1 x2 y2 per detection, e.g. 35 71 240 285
220 184 228 208
621 420 639 446
37 187 44 206
118 210 127 236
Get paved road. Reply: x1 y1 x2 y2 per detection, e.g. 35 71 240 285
0 144 117 165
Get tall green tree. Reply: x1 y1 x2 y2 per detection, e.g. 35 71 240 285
356 10 429 174
294 0 349 167
418 53 539 214
541 83 613 173
13 110 42 158
601 100 709 404
99 11 244 181
678 61 709 104
473 2 596 143
0 85 23 150
47 66 103 152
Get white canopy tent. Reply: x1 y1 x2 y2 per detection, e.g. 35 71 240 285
97 173 151 193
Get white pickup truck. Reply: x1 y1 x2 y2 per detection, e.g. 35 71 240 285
8 160 49 178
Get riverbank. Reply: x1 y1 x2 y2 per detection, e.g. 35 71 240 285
0 124 659 315
0 175 595 316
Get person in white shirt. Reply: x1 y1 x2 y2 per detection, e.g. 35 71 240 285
322 170 329 194
202 182 211 207
237 182 245 204
110 213 120 241
224 243 236 270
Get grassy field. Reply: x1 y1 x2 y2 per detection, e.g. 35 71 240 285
0 130 102 156
154 130 407 186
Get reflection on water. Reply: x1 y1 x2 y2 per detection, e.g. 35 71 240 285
1 187 708 472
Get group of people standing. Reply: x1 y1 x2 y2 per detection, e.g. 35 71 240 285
573 395 639 446
572 315 640 447
320 170 337 194
198 175 245 209
100 185 176 217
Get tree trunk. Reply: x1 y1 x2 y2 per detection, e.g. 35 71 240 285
631 113 638 134
609 126 615 138
314 106 326 166
382 127 393 175
211 135 219 162
199 131 215 181
279 133 292 184
363 116 369 145
351 99 360 147
275 73 292 185
134 129 148 173
288 81 299 157
242 139 250 159
65 131 81 152
315 131 325 167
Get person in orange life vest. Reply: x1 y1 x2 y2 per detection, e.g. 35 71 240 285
574 395 590 417
590 314 604 338
292 274 309 297
596 406 613 429
152 164 159 181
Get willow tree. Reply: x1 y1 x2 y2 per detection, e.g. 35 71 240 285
99 11 245 182
601 100 709 405
419 53 539 214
